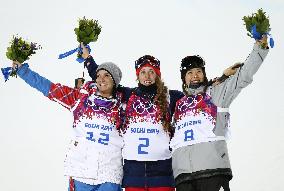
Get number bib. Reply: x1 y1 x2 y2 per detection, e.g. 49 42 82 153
122 122 171 161
73 116 123 150
64 115 123 179
170 115 225 151
170 93 225 152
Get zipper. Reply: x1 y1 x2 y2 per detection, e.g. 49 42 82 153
189 146 193 172
144 162 147 190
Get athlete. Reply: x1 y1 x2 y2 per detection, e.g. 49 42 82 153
11 50 124 191
170 35 269 191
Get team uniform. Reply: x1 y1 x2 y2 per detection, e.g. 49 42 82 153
170 43 269 191
121 87 180 191
86 56 184 191
17 63 123 191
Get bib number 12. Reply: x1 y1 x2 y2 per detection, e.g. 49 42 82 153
86 132 109 145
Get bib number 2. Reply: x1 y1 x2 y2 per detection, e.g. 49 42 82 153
138 138 149 154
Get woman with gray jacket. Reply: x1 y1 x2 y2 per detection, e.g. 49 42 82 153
170 36 269 191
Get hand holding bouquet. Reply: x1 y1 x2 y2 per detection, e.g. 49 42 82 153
243 8 274 48
1 36 41 81
58 17 102 63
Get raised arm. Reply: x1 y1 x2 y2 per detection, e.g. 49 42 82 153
80 42 98 80
15 61 81 110
211 37 269 107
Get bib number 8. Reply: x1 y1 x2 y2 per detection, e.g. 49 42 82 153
138 138 149 154
184 129 194 141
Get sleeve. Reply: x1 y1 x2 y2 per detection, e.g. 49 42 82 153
169 90 184 118
85 56 98 80
17 63 52 96
211 43 269 107
17 63 81 110
47 83 81 110
117 85 133 102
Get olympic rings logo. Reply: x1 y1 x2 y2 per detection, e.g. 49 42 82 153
177 94 203 111
132 99 157 115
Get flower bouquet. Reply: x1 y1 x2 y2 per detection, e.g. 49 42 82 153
242 8 274 48
58 17 102 63
1 36 41 81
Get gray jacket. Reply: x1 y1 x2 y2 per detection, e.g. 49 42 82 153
172 43 269 184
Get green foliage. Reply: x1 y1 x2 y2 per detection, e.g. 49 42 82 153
6 36 41 63
74 17 102 45
243 9 271 38
6 36 41 77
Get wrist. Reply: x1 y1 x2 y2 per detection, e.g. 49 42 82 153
84 55 93 67
256 40 269 49
17 63 29 76
260 42 269 49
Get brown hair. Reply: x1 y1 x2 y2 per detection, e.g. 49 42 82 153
154 76 172 135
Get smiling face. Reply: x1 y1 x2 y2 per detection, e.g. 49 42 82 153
138 66 157 86
184 67 205 86
96 69 114 97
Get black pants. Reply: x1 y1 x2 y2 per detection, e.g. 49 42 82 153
176 176 230 191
